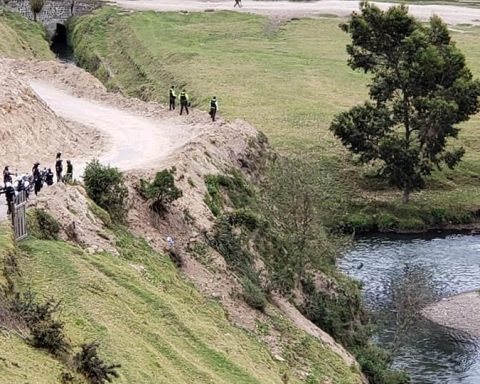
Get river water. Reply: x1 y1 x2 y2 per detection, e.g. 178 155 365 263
339 234 480 384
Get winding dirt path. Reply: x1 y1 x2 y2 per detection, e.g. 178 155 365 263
29 81 199 175
110 0 480 25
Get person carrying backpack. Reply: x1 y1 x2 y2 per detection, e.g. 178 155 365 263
169 86 177 110
209 96 219 122
179 90 190 115
55 152 63 183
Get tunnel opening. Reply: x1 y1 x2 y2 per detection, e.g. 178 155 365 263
50 23 73 61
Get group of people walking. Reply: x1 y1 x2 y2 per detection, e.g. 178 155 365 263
169 86 219 122
2 152 74 214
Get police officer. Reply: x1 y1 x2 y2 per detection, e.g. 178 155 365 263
45 168 54 186
179 90 190 115
209 96 219 122
169 85 176 110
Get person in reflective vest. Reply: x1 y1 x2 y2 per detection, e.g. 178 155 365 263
179 90 190 115
169 86 176 110
209 96 219 122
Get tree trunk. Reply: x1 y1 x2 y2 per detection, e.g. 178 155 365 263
403 187 410 204
33 12 37 22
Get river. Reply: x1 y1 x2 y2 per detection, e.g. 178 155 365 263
339 233 480 384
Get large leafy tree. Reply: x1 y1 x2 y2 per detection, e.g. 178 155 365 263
330 2 480 203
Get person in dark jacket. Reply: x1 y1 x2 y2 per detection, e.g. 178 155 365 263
65 160 73 184
169 86 176 110
32 162 43 196
5 182 15 215
45 168 54 186
55 152 63 183
3 166 13 186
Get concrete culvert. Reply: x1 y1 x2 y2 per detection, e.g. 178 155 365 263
50 23 70 60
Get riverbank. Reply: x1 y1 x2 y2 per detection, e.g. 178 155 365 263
423 291 480 337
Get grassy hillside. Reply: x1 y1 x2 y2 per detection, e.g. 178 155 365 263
69 8 480 232
0 9 53 59
0 217 362 384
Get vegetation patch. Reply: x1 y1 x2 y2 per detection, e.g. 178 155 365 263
84 160 128 222
27 208 60 240
138 168 182 215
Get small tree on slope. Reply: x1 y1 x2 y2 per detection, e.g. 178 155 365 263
330 2 480 203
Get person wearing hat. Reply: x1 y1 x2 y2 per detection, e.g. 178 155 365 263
209 96 219 122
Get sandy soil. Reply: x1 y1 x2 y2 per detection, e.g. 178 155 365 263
423 291 480 337
110 0 480 25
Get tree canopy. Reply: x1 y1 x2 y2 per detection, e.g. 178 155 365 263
330 1 480 202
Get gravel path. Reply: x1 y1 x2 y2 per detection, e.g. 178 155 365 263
110 0 480 25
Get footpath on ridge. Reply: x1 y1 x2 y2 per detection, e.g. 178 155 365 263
109 0 480 25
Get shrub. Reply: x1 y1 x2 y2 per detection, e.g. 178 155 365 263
27 209 60 240
241 278 267 312
10 291 69 355
228 208 263 231
74 342 121 384
29 0 44 21
84 160 128 222
139 169 182 215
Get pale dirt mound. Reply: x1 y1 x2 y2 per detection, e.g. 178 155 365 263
0 59 104 173
29 183 117 255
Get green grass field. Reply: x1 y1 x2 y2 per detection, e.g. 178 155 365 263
0 220 361 384
0 9 53 59
69 8 480 231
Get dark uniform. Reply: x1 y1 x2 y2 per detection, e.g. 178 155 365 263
32 164 42 196
5 183 15 215
169 86 176 110
45 168 54 186
209 97 218 122
65 161 73 184
3 166 13 186
234 0 242 8
55 154 63 183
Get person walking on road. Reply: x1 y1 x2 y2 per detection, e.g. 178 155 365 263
55 152 63 183
209 96 219 122
179 90 190 115
169 85 177 110
65 160 73 184
234 0 242 8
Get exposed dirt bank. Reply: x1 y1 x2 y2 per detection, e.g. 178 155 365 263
109 0 480 25
423 291 480 337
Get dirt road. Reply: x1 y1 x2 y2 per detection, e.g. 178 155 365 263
29 81 199 175
110 0 480 25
